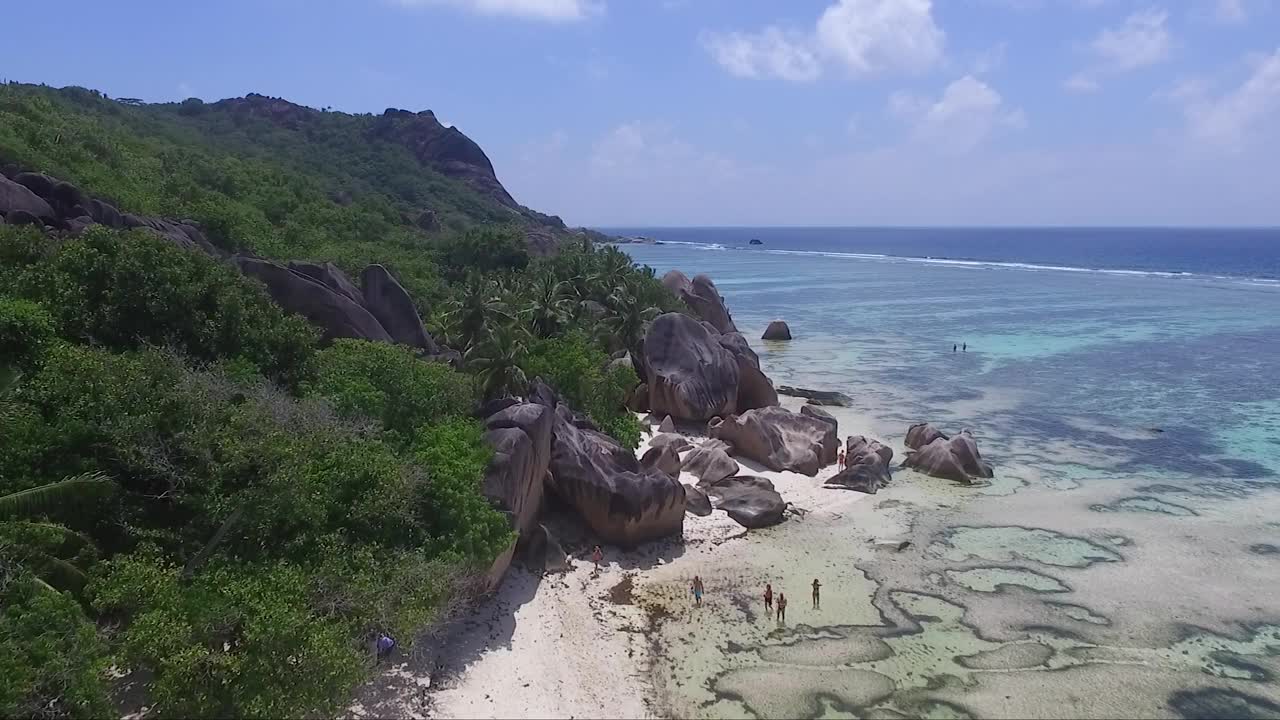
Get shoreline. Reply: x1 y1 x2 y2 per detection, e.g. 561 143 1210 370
353 398 902 719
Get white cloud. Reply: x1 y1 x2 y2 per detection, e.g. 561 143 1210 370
890 75 1026 153
392 0 599 21
701 0 944 82
1176 49 1280 150
1064 73 1100 93
1091 8 1172 71
1212 0 1248 23
701 27 822 82
815 0 945 76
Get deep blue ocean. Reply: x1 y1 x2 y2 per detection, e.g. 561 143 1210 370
604 227 1280 282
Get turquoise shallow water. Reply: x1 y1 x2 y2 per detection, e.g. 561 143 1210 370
624 243 1280 481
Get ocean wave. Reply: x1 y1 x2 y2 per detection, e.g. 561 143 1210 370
633 241 1278 286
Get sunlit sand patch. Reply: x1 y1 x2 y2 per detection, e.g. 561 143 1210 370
955 642 1054 670
945 567 1068 594
1089 495 1198 516
1046 601 1110 626
713 667 896 719
936 526 1123 568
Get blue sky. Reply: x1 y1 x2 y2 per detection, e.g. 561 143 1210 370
4 0 1279 226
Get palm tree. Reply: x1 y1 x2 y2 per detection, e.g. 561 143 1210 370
465 323 530 400
442 274 513 353
605 284 659 355
523 274 574 338
0 472 115 597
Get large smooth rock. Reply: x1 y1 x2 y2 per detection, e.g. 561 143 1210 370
718 332 779 411
683 484 712 517
483 402 554 536
640 443 683 479
0 175 55 221
904 430 994 484
657 415 676 433
709 406 838 477
11 172 55 202
683 439 740 485
89 199 124 229
233 256 393 343
517 523 570 574
648 433 693 453
643 313 739 422
827 436 893 493
361 264 439 352
762 320 792 341
704 475 786 529
800 404 838 432
547 405 685 546
288 261 364 306
906 422 948 450
661 270 738 334
777 386 854 407
50 181 89 218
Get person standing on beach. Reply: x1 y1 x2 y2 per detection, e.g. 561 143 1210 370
837 451 846 471
764 583 773 612
812 579 821 609
692 576 704 606
592 545 603 572
776 592 787 622
953 344 957 353
963 343 967 352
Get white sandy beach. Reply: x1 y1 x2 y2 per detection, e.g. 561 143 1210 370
350 398 900 719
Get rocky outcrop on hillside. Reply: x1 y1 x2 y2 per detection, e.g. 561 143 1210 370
361 264 439 352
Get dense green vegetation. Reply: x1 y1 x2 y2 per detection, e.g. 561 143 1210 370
1 82 680 718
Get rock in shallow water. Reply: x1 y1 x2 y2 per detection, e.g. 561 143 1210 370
762 320 792 341
904 429 994 483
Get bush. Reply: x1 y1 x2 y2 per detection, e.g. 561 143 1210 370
91 555 365 718
433 225 529 282
521 333 642 449
0 574 110 719
0 297 54 371
306 339 476 442
410 419 512 560
6 227 317 388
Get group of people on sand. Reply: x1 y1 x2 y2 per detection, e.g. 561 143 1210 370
762 579 821 621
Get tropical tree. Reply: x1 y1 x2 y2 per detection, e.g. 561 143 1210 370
442 274 513 352
0 472 115 598
523 273 574 338
605 283 660 355
465 323 529 400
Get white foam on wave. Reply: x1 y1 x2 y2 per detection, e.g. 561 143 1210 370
634 241 1279 287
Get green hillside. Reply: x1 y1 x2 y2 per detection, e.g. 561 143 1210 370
0 82 676 717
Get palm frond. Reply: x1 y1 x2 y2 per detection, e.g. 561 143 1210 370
0 521 94 555
26 551 89 595
0 472 116 520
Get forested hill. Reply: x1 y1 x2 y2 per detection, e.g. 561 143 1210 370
0 83 599 257
0 80 674 718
